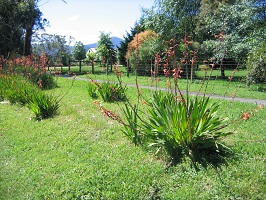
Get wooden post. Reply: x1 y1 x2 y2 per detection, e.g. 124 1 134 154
127 60 129 77
106 59 109 75
79 60 82 73
91 60 94 74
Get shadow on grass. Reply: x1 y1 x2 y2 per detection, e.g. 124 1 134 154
166 145 237 171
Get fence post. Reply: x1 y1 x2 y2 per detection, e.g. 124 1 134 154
127 60 129 77
91 60 94 74
106 59 109 75
79 60 82 73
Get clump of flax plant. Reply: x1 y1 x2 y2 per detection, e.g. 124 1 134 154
94 35 264 165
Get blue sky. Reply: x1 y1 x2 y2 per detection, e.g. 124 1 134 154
38 0 154 44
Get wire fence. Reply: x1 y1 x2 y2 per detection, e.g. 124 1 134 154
47 58 244 78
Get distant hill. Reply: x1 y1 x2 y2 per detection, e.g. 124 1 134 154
69 37 124 51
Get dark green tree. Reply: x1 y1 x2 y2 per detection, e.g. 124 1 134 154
97 32 116 65
0 0 23 57
0 0 47 57
72 41 86 61
72 41 86 73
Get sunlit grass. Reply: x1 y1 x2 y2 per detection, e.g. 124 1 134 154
64 66 265 99
0 78 265 199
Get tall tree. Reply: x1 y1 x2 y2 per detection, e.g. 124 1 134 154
21 0 46 56
196 0 266 78
0 0 23 57
142 0 201 41
199 0 266 60
97 32 116 64
72 41 86 61
196 0 236 42
0 0 47 57
72 41 86 73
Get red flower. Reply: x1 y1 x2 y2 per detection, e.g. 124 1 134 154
241 112 250 120
258 105 264 110
172 67 183 79
163 68 170 77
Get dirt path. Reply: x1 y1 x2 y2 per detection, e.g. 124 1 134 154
69 77 266 105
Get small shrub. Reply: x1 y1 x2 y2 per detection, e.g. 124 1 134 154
98 82 126 102
246 43 266 86
2 55 57 90
0 74 60 120
36 73 58 90
90 81 127 103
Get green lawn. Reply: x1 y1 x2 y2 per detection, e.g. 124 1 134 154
68 66 265 100
48 65 266 99
0 78 265 199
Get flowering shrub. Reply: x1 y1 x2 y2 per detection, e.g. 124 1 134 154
0 54 57 90
0 75 36 105
0 74 60 120
0 54 62 120
88 81 127 102
95 36 264 164
142 91 233 161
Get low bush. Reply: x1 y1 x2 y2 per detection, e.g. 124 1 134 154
246 43 266 86
98 82 127 102
30 72 58 90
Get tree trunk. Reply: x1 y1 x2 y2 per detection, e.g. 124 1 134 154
221 66 226 79
23 24 34 56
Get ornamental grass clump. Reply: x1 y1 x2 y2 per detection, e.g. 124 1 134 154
88 81 127 102
0 74 39 105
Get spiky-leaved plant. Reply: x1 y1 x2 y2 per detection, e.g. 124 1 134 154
142 91 232 160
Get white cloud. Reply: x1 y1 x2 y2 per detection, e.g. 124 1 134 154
67 15 80 22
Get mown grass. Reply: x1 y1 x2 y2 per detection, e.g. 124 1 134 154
52 65 265 100
0 78 265 199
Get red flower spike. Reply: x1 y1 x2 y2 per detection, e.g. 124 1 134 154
241 112 250 120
